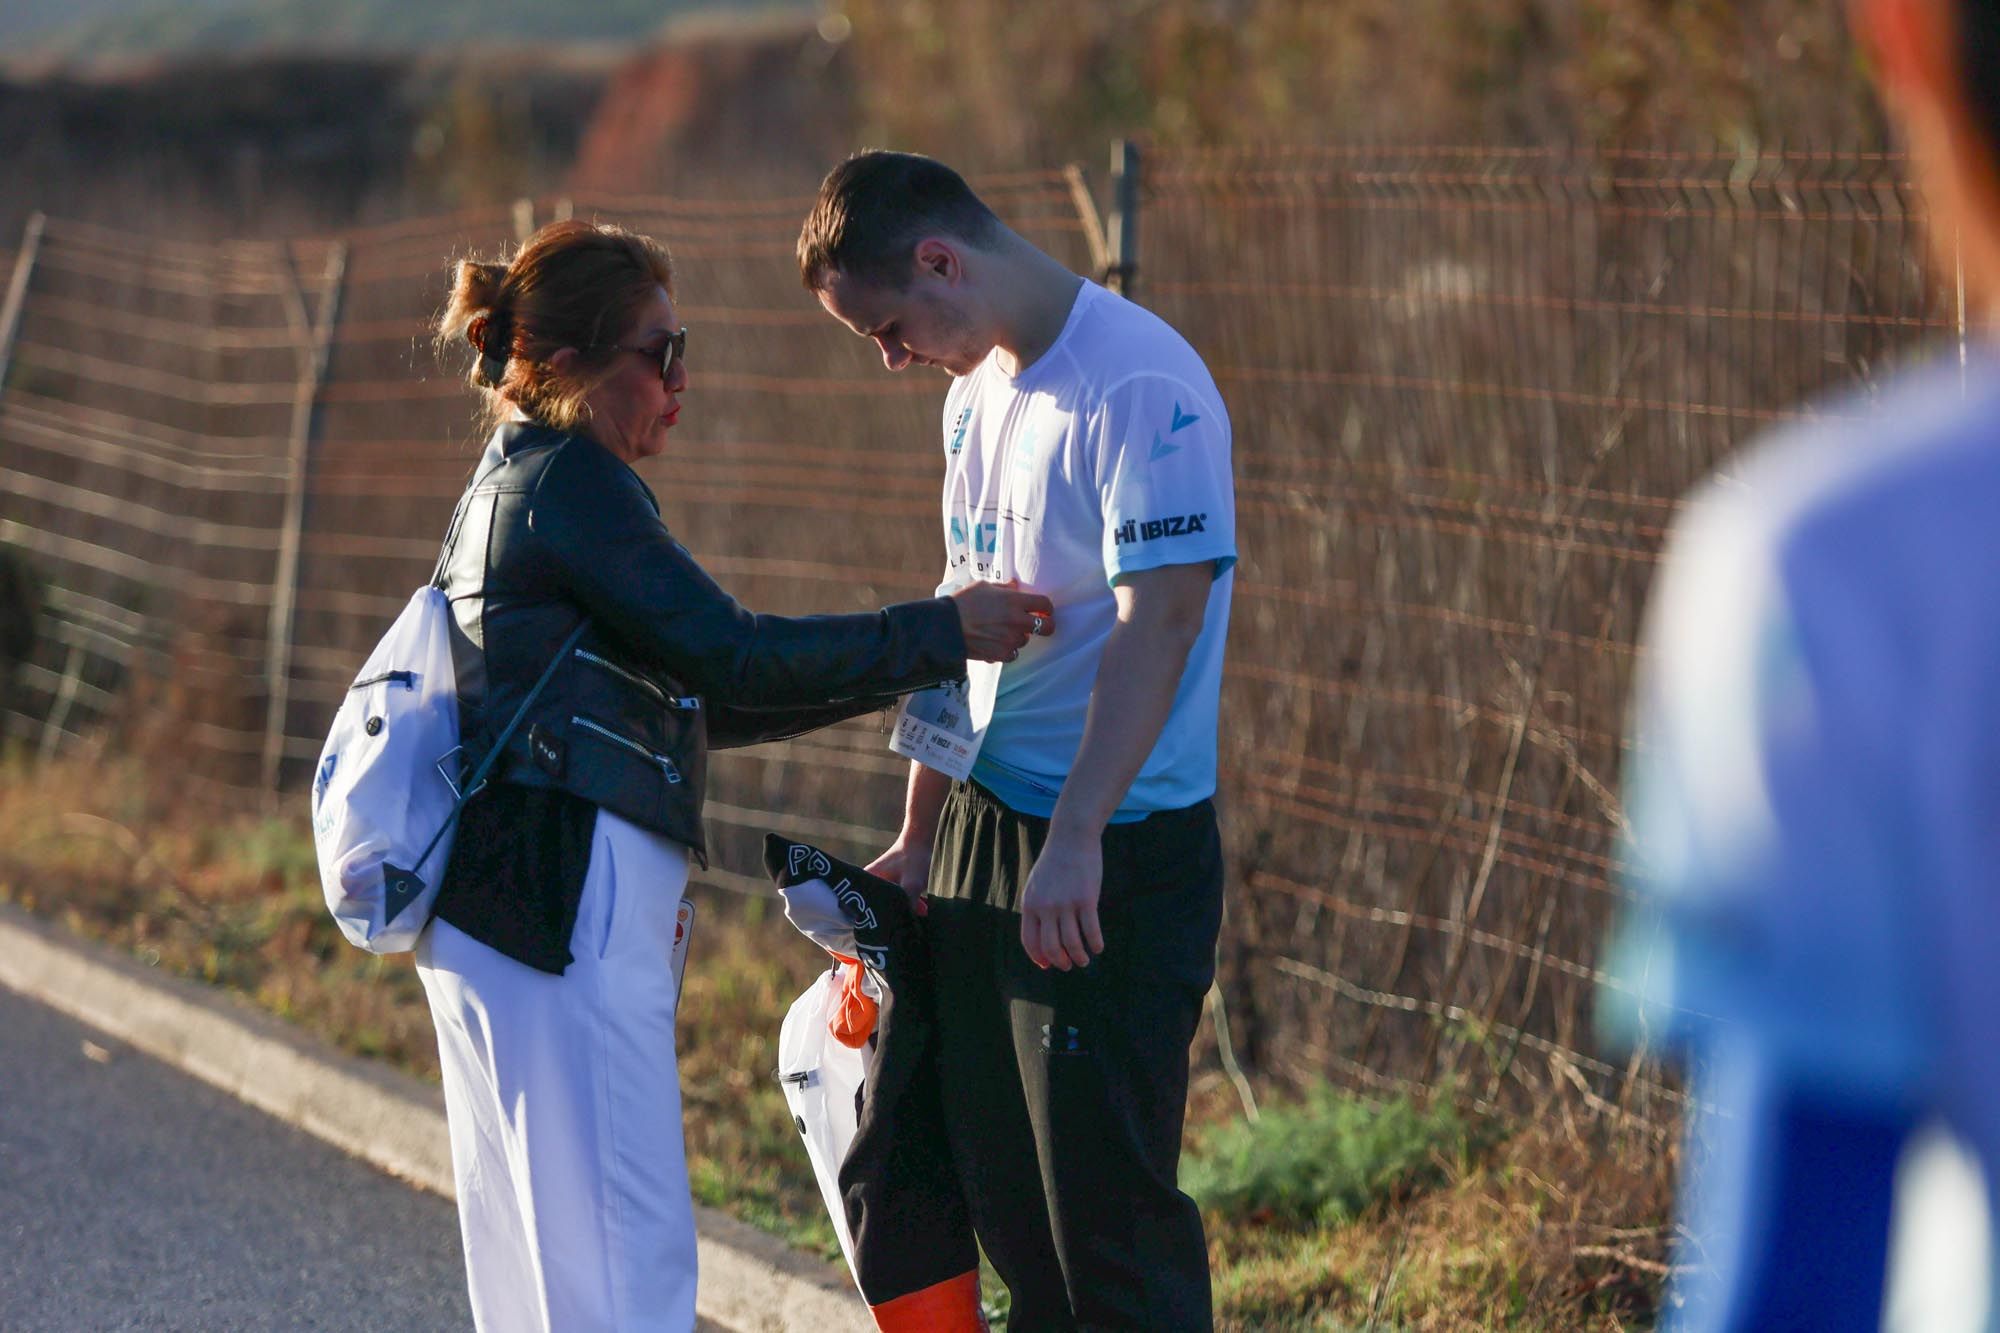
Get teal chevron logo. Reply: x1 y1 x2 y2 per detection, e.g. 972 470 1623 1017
1149 431 1179 462
1170 403 1200 433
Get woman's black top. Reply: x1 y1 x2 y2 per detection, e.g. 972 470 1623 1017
434 784 597 973
427 422 966 973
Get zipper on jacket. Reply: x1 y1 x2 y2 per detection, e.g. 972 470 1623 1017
351 670 417 691
571 715 683 784
574 648 701 711
574 647 666 705
823 677 957 707
777 1069 816 1089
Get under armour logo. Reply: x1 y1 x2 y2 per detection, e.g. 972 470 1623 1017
1040 1023 1087 1055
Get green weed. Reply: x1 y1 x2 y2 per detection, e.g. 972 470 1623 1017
1186 1084 1472 1228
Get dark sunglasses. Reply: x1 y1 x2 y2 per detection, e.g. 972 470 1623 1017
608 326 688 384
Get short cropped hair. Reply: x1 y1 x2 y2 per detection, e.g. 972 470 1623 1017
797 151 1003 292
1964 1 2000 154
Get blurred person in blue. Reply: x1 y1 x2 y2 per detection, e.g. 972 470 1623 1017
799 153 1236 1330
1603 0 2000 1327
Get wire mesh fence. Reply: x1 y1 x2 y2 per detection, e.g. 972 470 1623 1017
1139 144 1946 1125
0 147 1952 1124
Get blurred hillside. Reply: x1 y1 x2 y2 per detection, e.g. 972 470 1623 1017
0 0 227 50
0 54 614 241
834 0 1887 164
1 0 807 63
0 10 857 242
0 1 1891 243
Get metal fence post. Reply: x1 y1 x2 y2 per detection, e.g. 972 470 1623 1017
1062 163 1110 285
261 241 348 799
1 214 49 754
37 636 82 764
1106 140 1141 299
0 212 46 404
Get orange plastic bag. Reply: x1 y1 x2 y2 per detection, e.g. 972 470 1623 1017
827 955 880 1049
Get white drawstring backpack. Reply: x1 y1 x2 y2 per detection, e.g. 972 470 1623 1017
310 584 458 954
311 491 586 954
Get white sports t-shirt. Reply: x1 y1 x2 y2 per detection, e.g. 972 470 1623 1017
934 280 1236 819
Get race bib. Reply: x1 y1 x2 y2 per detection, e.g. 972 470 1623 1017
890 659 1002 782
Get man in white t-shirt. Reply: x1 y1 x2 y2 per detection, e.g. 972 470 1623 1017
799 151 1235 1330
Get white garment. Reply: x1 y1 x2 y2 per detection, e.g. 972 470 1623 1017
417 808 696 1333
937 279 1237 817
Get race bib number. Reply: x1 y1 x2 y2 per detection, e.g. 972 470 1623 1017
671 898 695 1015
891 659 1002 782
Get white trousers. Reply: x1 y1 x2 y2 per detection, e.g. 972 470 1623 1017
416 809 696 1333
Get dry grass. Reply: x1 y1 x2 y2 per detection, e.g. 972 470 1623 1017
0 746 1670 1328
1202 1112 1672 1330
0 745 439 1072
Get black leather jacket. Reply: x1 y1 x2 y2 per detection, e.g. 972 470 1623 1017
435 421 965 863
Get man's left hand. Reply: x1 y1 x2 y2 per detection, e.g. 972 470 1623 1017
1020 828 1105 970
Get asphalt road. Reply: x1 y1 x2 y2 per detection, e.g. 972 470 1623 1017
0 985 471 1331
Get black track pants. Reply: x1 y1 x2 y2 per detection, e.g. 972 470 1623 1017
928 780 1224 1333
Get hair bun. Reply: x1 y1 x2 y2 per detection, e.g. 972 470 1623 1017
455 258 514 391
454 259 508 312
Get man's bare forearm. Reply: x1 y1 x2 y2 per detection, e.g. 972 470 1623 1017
895 758 954 849
1048 564 1211 840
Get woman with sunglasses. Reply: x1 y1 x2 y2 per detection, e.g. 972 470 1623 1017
422 219 1051 1332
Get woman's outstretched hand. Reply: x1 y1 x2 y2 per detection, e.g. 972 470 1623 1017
950 581 1055 662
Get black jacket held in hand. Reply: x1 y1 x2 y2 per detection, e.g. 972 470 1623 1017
764 835 981 1319
436 422 966 863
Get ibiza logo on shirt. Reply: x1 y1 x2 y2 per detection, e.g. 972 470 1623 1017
1113 513 1209 546
947 407 973 455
